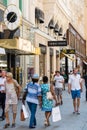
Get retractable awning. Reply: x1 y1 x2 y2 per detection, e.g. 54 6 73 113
0 38 40 55
60 52 75 61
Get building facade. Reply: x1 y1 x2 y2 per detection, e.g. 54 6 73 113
0 0 86 86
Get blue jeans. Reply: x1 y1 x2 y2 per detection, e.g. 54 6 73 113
27 102 37 127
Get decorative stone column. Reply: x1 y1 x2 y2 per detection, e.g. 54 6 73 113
52 48 56 73
45 47 50 81
34 55 39 75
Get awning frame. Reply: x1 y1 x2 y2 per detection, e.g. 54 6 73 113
61 52 75 61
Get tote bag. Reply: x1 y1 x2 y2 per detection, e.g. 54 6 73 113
20 109 25 121
52 106 61 122
47 91 53 100
22 104 29 119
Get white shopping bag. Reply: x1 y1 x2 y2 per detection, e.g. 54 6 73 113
22 104 29 119
52 106 61 122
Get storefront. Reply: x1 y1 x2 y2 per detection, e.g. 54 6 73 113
56 50 59 70
50 48 53 80
68 23 86 74
0 38 40 84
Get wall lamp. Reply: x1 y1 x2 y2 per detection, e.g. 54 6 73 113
62 33 66 39
58 27 63 36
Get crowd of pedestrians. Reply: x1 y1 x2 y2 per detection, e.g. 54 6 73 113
0 68 86 129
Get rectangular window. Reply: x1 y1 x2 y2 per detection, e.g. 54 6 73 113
0 0 7 6
19 0 22 11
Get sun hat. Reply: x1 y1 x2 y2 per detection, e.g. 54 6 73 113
32 74 39 79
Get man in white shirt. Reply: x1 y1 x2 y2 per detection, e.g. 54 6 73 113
68 68 82 114
0 70 6 120
54 71 64 105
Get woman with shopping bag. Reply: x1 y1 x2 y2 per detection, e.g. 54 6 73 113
41 76 58 127
22 74 42 129
4 72 21 128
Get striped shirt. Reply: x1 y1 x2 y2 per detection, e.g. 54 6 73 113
25 82 41 104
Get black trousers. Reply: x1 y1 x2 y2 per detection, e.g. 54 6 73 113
0 92 6 117
85 85 87 101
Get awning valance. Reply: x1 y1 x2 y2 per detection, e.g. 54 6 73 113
0 38 40 55
60 52 75 61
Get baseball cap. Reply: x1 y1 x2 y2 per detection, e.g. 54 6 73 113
32 74 39 79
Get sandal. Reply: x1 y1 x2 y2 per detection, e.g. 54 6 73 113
4 123 10 129
44 120 50 127
47 121 50 126
44 120 48 126
11 123 16 128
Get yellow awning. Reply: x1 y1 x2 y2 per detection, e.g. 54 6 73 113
0 38 40 55
60 52 75 61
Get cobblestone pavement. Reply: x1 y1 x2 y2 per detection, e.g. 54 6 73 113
0 85 87 130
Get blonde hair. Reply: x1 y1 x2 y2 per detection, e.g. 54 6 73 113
6 72 13 78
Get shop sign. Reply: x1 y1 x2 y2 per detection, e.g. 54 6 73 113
19 38 35 53
48 40 67 46
61 49 75 54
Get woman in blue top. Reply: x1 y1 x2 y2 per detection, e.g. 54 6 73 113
41 76 57 127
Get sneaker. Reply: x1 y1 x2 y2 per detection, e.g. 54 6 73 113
77 111 80 115
73 111 76 114
0 116 5 121
29 126 36 129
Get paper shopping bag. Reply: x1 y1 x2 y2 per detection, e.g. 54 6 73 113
20 109 25 121
22 104 29 119
52 106 61 122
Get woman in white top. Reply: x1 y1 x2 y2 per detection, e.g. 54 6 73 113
4 72 21 128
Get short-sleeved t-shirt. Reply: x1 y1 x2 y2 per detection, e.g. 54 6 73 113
54 75 64 88
25 82 41 104
68 74 81 90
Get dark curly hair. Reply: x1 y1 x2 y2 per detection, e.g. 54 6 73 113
43 76 48 83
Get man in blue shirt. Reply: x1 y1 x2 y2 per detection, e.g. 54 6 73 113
22 74 41 128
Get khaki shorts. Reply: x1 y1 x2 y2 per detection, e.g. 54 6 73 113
5 104 17 113
55 88 62 96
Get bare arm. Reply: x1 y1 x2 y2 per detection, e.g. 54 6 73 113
68 83 71 94
80 79 83 92
50 84 58 105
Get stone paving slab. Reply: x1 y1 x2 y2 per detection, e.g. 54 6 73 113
0 86 87 130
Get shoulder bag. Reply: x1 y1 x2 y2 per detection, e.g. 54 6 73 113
47 84 53 100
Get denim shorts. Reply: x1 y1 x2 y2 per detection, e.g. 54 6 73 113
71 90 81 99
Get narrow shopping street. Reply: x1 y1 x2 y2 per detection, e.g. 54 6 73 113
0 85 87 130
